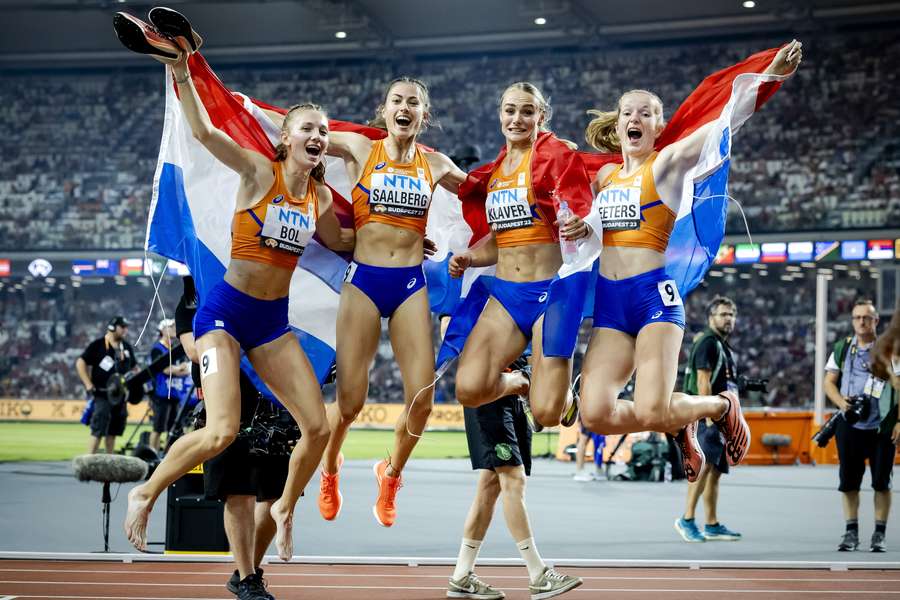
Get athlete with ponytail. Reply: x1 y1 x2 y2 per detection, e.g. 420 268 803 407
577 41 802 481
123 36 351 564
315 77 467 528
449 82 594 429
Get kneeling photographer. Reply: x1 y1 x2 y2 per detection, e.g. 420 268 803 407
824 299 900 553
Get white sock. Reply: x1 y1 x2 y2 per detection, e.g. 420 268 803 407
452 538 482 581
516 537 545 583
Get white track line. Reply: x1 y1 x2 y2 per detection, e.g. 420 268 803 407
4 581 900 594
2 568 899 583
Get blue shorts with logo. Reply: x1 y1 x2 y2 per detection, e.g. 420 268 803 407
491 277 553 340
592 267 685 337
344 260 426 318
193 280 291 351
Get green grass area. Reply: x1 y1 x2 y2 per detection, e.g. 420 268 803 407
0 422 558 462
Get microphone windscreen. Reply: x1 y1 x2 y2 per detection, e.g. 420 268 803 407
72 454 148 483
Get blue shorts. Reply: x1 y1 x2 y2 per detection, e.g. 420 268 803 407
344 260 426 318
491 277 553 339
194 280 291 351
592 267 685 337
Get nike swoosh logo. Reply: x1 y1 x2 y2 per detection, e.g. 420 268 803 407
464 544 476 549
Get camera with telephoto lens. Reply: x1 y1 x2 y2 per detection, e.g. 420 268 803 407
739 376 769 393
244 403 301 457
812 395 870 448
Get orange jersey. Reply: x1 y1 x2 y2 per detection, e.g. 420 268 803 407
231 162 319 271
351 139 435 236
485 148 555 249
594 152 675 253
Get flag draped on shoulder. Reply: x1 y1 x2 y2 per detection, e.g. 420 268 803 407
580 47 789 296
146 53 381 385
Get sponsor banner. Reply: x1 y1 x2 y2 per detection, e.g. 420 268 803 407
0 399 469 429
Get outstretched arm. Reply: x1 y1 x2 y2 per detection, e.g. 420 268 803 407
171 55 269 179
429 152 468 194
655 40 802 184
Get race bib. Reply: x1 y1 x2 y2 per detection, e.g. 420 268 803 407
98 356 115 372
369 171 432 218
260 199 315 255
657 279 682 307
486 185 532 231
594 181 641 230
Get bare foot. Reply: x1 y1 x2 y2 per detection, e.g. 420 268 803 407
124 485 153 551
270 498 294 562
502 371 530 397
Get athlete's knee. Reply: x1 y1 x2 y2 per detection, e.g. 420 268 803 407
304 420 331 449
497 469 526 498
455 375 485 407
336 391 366 424
532 403 561 428
633 402 667 432
202 425 238 455
580 398 615 432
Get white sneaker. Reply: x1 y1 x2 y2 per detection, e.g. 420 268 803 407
447 572 505 599
572 471 593 482
529 567 582 599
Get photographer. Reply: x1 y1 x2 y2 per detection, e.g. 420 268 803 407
825 299 899 553
76 316 138 454
675 296 743 543
148 318 192 452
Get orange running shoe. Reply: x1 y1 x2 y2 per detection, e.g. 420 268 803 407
674 421 706 483
373 459 402 527
317 453 344 521
714 391 751 466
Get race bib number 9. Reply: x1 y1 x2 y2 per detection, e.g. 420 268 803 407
369 172 432 218
657 279 682 307
594 183 640 230
260 200 315 255
486 186 532 231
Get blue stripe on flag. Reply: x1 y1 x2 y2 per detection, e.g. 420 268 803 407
423 255 463 316
436 276 493 369
298 242 348 294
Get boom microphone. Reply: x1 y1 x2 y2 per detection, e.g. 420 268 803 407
72 454 148 484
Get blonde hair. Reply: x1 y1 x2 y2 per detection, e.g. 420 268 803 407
499 81 552 131
274 103 327 182
585 89 664 152
368 76 436 133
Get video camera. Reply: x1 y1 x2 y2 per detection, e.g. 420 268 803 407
105 343 187 406
244 403 301 457
812 395 871 447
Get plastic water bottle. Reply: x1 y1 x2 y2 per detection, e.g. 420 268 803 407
557 200 578 264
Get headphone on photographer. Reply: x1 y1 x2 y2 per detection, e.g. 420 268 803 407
107 316 129 332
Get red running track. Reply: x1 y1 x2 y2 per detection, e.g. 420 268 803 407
1 560 900 599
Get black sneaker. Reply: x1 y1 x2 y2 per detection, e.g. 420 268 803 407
838 530 860 552
227 568 266 595
871 531 887 553
236 571 274 600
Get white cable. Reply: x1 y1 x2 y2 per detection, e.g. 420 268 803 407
693 192 754 247
138 252 174 400
403 359 454 440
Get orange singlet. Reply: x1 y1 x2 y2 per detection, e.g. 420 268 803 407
351 139 435 236
594 152 675 253
485 148 554 249
231 162 319 270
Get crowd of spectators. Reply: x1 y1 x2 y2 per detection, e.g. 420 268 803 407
0 29 898 250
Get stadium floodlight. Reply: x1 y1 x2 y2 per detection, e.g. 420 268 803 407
534 17 547 25
743 1 756 7
335 31 348 39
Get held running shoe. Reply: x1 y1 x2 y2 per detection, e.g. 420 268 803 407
373 459 402 527
703 522 742 541
838 529 860 551
871 531 887 553
674 517 706 543
713 391 751 466
447 571 506 599
112 12 182 63
317 452 344 521
528 567 582 600
148 6 203 53
674 421 706 483
560 391 579 428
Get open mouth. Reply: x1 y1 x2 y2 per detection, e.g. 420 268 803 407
395 115 412 127
627 127 643 141
305 144 322 157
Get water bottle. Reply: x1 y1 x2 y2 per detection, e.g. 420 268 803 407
557 201 578 265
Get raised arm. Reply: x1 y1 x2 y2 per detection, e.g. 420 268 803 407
427 152 468 194
171 54 269 179
655 40 802 184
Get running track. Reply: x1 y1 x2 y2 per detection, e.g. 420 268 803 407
2 559 900 599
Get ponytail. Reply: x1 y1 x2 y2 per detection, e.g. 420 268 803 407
584 108 621 152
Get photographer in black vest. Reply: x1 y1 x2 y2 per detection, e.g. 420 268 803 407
825 299 899 553
76 316 138 454
675 296 742 543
